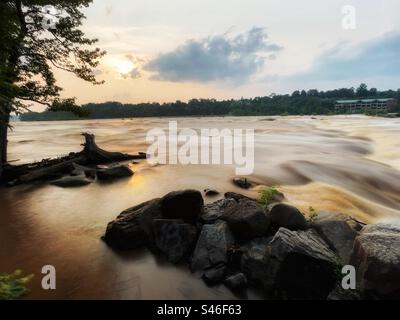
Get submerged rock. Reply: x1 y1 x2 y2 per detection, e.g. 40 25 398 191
268 203 308 231
103 199 162 249
312 212 363 264
71 163 97 178
204 189 220 197
50 174 92 188
232 177 252 189
191 221 234 272
222 200 270 242
96 165 134 180
351 223 400 299
201 198 236 224
160 190 204 224
266 228 340 299
153 219 197 263
224 192 256 202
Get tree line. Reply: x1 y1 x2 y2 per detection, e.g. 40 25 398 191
20 84 400 121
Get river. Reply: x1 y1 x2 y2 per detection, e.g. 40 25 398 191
1 115 399 299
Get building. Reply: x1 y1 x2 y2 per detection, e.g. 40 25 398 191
335 98 397 114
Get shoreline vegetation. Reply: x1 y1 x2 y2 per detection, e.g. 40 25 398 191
19 84 400 121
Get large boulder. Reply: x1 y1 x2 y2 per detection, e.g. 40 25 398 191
191 221 234 272
350 223 400 299
50 174 92 188
312 212 363 264
268 203 308 231
201 198 236 224
103 199 162 249
222 200 270 242
266 228 340 299
97 165 134 181
160 190 204 224
202 263 227 285
240 237 272 289
153 219 197 263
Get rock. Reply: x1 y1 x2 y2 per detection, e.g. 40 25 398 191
96 165 134 180
202 263 227 285
266 228 340 299
224 273 247 292
240 237 272 288
50 174 92 188
232 177 252 189
312 212 362 264
160 190 204 224
350 223 400 299
222 200 270 242
153 219 197 263
191 221 234 272
224 192 256 202
71 163 97 178
201 198 236 224
103 199 162 249
268 203 308 231
204 189 220 197
327 285 361 300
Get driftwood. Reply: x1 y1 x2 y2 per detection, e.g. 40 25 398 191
3 133 146 186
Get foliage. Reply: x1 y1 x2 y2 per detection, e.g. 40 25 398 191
258 186 281 206
47 97 90 117
307 206 319 223
18 84 399 120
0 0 105 114
0 270 33 300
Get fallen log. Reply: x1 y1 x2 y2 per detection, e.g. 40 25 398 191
3 132 146 186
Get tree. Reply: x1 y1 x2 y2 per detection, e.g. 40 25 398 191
48 97 90 117
356 83 368 97
0 0 105 179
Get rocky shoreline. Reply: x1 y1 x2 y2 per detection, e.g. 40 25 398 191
102 189 400 300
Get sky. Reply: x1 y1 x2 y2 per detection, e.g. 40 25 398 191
52 0 400 106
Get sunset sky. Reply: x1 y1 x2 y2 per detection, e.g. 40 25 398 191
52 0 400 107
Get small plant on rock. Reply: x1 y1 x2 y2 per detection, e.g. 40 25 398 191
258 186 281 207
0 270 33 300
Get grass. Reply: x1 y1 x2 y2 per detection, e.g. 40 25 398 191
258 186 281 207
0 270 33 300
307 206 319 223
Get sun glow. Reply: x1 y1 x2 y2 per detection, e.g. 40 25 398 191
116 60 135 75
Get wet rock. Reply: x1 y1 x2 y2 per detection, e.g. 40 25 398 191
222 200 270 242
202 263 227 285
312 212 362 264
266 228 340 299
103 199 162 249
201 198 236 224
327 285 361 300
71 163 97 178
160 190 204 224
96 165 134 180
268 203 308 231
153 219 197 263
224 192 256 203
191 221 234 272
351 223 400 299
204 189 220 197
50 174 92 188
232 177 252 189
224 273 247 292
240 237 272 288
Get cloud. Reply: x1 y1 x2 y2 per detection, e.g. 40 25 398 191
292 31 400 82
144 27 282 83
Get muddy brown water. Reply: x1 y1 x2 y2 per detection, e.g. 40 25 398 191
1 115 399 299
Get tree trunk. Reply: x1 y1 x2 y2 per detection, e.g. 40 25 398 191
0 105 10 181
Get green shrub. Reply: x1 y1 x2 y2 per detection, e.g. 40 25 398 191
307 206 319 223
258 186 281 206
0 270 33 300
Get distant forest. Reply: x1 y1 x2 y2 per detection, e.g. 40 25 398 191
20 84 400 121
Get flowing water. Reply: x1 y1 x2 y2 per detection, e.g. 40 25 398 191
1 115 400 299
